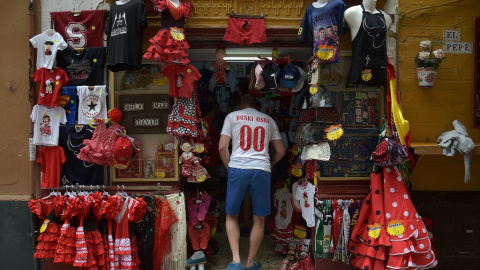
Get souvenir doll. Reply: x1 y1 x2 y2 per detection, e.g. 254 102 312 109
179 141 210 183
210 48 230 85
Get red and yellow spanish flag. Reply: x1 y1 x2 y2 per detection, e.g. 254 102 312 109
386 58 415 169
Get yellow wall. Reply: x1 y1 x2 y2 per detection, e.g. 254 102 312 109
0 0 34 200
398 0 480 190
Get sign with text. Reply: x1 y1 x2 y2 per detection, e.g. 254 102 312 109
443 29 473 54
118 94 171 134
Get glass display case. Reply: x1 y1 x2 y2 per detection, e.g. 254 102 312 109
109 63 179 182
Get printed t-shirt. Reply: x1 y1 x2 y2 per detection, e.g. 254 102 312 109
32 67 69 107
37 146 66 188
162 63 201 98
56 47 106 86
295 182 316 227
58 125 104 185
59 86 78 124
106 0 147 71
220 108 281 172
297 0 346 64
31 105 66 146
29 31 68 69
51 10 107 48
77 85 108 124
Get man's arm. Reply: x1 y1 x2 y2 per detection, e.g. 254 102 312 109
218 134 231 170
270 139 286 168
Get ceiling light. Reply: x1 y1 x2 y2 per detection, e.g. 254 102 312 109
223 56 272 62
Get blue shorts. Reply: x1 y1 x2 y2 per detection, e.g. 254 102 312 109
225 167 271 217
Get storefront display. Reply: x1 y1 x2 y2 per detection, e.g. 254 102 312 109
26 1 437 270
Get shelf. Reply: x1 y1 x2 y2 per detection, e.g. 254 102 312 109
410 142 480 155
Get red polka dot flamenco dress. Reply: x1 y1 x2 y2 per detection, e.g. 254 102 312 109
143 0 193 64
348 166 438 270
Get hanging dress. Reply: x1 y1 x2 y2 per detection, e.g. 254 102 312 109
28 196 61 259
167 88 201 138
54 196 79 265
77 118 125 166
143 0 193 64
153 197 179 269
104 195 124 269
382 166 437 270
163 193 187 270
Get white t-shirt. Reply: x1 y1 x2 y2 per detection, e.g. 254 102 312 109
77 85 108 124
295 181 316 227
31 105 66 146
221 108 281 172
274 188 293 230
29 31 68 69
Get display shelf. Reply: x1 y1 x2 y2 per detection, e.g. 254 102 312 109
109 65 180 183
410 142 480 155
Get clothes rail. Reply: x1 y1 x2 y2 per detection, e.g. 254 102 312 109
41 183 173 192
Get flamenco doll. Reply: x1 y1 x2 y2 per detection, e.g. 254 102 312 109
210 48 231 85
143 0 193 64
179 141 210 183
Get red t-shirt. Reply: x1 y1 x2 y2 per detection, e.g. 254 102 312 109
51 10 107 48
37 146 66 188
162 64 201 98
32 67 69 107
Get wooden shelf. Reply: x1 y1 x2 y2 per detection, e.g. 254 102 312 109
410 142 480 155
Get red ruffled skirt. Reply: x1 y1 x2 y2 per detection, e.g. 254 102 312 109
143 27 190 64
84 230 107 270
34 222 61 259
54 219 76 265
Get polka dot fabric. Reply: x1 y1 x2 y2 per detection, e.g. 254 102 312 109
348 167 437 270
167 88 200 137
349 171 390 269
383 167 437 269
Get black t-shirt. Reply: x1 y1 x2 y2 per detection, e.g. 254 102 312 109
56 47 106 86
106 0 148 72
58 125 104 186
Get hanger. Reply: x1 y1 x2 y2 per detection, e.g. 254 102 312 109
230 5 265 18
102 185 110 197
46 29 56 36
42 189 58 199
74 48 84 54
71 9 81 15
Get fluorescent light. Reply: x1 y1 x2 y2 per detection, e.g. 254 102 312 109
223 56 272 61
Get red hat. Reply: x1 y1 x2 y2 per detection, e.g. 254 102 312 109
113 136 133 169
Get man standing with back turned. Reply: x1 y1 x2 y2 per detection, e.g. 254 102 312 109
219 94 286 270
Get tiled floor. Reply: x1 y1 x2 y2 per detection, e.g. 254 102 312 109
205 225 284 270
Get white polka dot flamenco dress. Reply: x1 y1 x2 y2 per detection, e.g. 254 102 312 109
348 166 438 270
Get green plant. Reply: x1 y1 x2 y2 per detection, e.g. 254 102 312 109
414 40 446 69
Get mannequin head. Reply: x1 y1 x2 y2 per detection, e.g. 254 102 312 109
215 48 226 61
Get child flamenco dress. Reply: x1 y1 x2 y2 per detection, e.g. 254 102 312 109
28 196 61 260
54 196 79 265
348 166 437 270
143 0 193 64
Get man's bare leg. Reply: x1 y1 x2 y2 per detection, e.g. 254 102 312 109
245 215 265 268
226 214 241 264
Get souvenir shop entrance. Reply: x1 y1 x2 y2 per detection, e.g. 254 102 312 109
181 39 374 269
